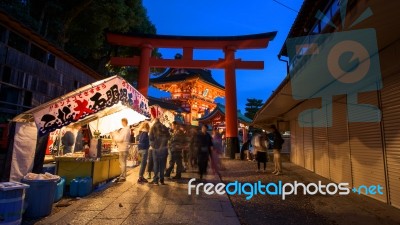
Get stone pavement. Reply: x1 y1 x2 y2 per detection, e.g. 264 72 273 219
220 159 400 225
35 166 240 225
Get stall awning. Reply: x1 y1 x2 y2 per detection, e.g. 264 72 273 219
12 76 150 136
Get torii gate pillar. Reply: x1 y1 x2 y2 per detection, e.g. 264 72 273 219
224 46 239 158
137 44 153 97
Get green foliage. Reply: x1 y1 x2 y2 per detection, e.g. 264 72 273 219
244 98 264 120
0 0 159 83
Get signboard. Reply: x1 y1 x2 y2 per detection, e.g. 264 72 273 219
33 76 149 136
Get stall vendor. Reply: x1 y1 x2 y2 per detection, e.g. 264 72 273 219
111 118 130 182
74 124 84 152
61 127 75 155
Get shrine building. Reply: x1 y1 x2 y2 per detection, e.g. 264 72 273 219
150 68 224 126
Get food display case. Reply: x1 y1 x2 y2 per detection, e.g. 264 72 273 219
55 153 120 186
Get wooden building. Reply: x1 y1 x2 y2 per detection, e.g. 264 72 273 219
150 68 224 125
0 10 103 122
0 10 103 179
252 0 400 208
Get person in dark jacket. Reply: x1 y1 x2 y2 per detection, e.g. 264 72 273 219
269 124 284 175
196 124 213 180
149 118 170 185
61 127 75 155
74 124 84 152
137 122 150 183
165 121 186 179
188 127 198 169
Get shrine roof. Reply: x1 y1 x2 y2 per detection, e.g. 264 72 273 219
197 103 252 124
150 68 225 90
148 96 189 113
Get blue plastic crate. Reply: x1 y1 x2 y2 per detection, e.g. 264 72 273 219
0 182 29 225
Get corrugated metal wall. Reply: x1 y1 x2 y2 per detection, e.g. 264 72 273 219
303 126 314 172
381 73 400 208
328 97 353 186
286 81 400 207
348 91 387 202
290 119 298 164
296 120 305 168
313 124 329 178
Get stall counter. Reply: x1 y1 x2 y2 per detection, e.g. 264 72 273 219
55 154 121 187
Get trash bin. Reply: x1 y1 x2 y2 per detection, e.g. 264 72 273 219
22 177 59 218
0 181 30 225
42 164 56 175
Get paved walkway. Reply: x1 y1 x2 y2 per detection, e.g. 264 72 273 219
220 159 400 225
35 166 240 225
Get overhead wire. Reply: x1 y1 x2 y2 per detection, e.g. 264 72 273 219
271 0 299 13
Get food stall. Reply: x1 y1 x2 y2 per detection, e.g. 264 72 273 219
8 76 150 186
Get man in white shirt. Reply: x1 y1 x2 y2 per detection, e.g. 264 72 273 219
111 118 131 182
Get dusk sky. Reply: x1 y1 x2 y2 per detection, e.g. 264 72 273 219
142 0 304 112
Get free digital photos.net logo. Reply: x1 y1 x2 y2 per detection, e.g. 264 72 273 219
286 0 382 127
187 179 384 201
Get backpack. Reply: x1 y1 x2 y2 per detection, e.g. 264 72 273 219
268 132 284 149
275 134 285 147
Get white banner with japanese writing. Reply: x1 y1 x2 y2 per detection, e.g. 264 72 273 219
33 76 150 136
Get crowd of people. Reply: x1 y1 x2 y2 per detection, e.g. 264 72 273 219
115 118 225 185
242 124 285 175
112 117 284 185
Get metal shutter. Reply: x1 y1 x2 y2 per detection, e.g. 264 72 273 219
328 97 352 186
313 125 330 178
348 91 386 203
296 119 305 167
381 74 400 208
303 126 314 171
290 120 297 164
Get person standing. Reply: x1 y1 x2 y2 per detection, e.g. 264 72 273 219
73 124 84 152
149 118 170 185
111 118 130 182
146 138 154 179
196 124 213 180
61 127 75 155
188 127 199 169
269 125 284 175
137 122 150 183
252 132 268 172
211 129 223 175
165 121 186 179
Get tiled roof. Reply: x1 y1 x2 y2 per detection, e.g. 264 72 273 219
197 103 252 124
150 68 224 90
148 96 189 113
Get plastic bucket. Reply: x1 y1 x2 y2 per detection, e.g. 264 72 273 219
78 177 92 197
22 177 59 218
69 177 81 197
54 177 65 202
0 182 29 225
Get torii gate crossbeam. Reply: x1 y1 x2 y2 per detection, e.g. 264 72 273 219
107 32 277 159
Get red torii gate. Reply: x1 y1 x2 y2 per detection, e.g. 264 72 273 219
106 32 277 158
